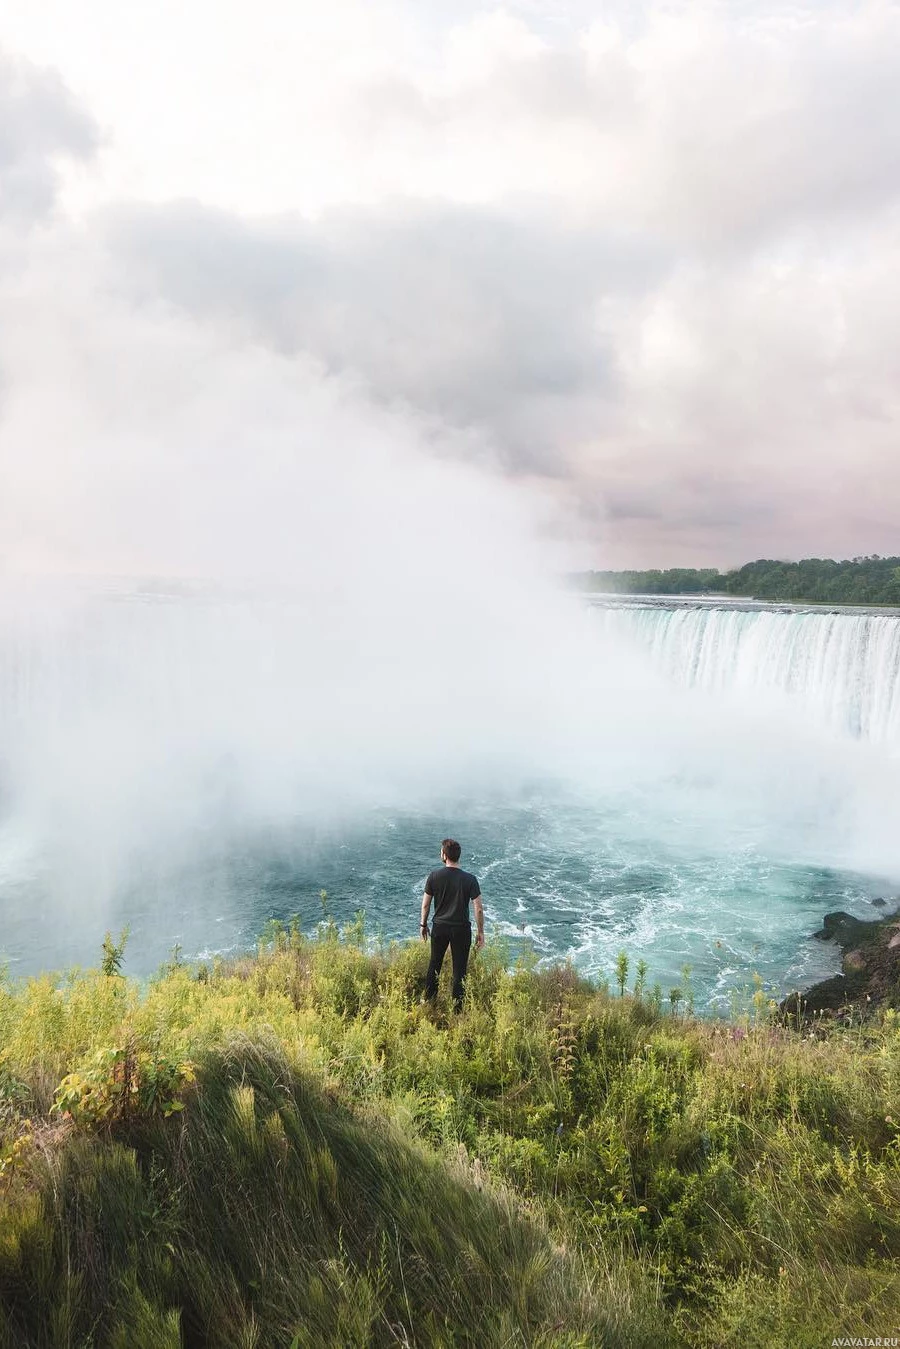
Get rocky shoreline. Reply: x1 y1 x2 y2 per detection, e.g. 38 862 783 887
781 901 900 1019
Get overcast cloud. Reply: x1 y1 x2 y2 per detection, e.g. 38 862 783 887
0 51 97 223
2 0 900 568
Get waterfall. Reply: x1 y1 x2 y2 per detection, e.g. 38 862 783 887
2 585 899 982
594 601 900 745
0 590 208 745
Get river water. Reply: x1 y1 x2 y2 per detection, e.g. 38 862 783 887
1 585 897 1009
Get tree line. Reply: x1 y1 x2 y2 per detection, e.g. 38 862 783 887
575 556 900 606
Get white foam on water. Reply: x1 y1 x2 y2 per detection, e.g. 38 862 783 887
1 588 900 1000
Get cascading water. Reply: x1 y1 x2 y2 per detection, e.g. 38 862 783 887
592 599 900 747
1 584 898 1007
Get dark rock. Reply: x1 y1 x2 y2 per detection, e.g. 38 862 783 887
782 908 900 1022
813 911 881 948
872 897 887 907
781 975 862 1019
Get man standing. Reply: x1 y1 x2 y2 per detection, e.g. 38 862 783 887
421 838 484 1009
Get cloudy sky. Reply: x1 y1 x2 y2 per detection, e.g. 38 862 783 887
2 0 900 570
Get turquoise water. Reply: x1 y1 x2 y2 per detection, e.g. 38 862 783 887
2 784 890 1011
2 588 898 1009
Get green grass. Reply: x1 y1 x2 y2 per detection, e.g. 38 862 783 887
2 1039 661 1347
1 922 899 1346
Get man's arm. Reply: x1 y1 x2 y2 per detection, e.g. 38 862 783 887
473 893 485 949
420 889 432 941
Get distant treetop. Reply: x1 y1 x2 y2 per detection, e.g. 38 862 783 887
573 556 900 606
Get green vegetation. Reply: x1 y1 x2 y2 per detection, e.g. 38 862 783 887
577 567 723 596
577 555 900 605
2 922 900 1346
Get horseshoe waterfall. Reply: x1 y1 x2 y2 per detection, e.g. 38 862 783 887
1 587 899 1003
593 599 900 747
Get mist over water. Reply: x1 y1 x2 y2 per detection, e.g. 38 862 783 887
3 245 900 1006
2 574 900 1007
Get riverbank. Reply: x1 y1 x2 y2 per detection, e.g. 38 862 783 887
2 922 899 1346
782 902 900 1019
574 556 900 607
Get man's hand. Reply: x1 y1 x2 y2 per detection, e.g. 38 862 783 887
421 922 429 942
473 894 485 952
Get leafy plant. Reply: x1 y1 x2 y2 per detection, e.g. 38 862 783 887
53 1036 194 1125
101 928 129 978
615 950 629 998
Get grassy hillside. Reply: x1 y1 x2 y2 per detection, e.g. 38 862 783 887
1 922 899 1346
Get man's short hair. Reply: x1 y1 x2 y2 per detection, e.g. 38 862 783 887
441 838 461 863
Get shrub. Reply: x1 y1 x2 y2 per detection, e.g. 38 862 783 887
53 1037 195 1125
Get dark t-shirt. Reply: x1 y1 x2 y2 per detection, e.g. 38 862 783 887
424 866 481 927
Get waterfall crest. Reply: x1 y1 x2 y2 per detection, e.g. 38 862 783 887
595 601 900 745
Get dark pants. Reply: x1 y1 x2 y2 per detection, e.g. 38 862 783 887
424 923 472 1007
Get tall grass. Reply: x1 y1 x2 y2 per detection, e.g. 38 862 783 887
0 1037 666 1347
1 924 899 1345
